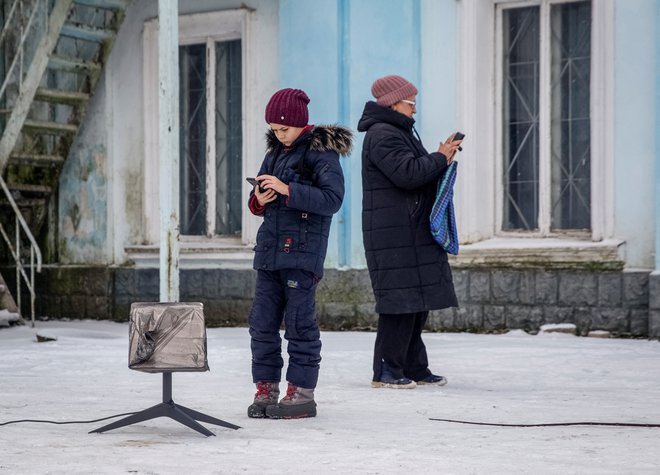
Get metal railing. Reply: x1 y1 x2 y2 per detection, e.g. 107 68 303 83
0 0 45 107
0 175 42 327
0 0 46 327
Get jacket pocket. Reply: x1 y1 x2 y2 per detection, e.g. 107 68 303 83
298 211 321 248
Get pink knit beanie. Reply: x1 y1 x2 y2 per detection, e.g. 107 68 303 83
371 75 418 107
265 88 310 127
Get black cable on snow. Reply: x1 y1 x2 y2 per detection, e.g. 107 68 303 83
0 412 137 426
429 418 660 428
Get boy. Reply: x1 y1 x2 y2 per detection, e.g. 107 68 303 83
247 88 352 419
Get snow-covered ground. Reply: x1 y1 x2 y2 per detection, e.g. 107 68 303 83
1 320 660 474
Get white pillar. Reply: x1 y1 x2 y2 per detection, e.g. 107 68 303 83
158 0 180 302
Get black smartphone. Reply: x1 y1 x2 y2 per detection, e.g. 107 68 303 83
453 132 465 151
246 177 265 193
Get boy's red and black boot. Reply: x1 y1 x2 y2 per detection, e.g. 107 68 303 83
247 382 280 418
265 382 317 419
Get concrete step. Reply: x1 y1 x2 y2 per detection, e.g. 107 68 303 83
23 119 78 135
61 22 115 43
9 153 65 167
34 87 90 106
48 54 102 74
73 0 129 11
6 183 53 195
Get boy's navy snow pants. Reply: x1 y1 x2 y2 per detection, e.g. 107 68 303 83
249 268 321 389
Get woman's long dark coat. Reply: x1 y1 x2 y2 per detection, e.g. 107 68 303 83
357 101 458 314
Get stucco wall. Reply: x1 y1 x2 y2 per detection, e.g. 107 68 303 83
54 0 658 273
614 0 657 269
57 0 280 265
278 0 458 269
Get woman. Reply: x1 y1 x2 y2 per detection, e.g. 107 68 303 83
247 88 353 418
357 75 461 389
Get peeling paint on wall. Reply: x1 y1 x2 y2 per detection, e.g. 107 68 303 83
59 145 108 263
124 168 143 244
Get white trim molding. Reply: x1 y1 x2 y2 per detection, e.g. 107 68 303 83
589 0 615 241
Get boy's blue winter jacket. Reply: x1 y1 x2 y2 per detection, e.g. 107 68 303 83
250 125 353 277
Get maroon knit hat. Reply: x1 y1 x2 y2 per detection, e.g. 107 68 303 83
265 88 310 127
371 75 418 107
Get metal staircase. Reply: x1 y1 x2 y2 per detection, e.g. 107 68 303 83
0 0 129 325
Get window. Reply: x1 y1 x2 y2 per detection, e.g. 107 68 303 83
142 9 263 250
500 0 592 234
179 40 242 236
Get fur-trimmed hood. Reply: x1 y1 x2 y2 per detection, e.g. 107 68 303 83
266 124 353 156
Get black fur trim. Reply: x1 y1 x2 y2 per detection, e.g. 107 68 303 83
265 125 353 156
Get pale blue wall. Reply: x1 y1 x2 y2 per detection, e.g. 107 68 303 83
615 0 657 269
418 0 457 161
278 0 344 268
279 0 457 268
279 0 659 271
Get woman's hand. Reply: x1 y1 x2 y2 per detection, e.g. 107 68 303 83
255 174 289 206
437 133 463 164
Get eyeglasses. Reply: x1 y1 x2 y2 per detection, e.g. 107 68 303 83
401 100 416 107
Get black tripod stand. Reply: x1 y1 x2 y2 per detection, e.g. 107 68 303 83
90 372 240 437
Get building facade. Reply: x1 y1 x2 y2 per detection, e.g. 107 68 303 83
2 0 658 337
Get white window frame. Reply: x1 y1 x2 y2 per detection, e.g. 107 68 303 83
457 0 613 243
142 9 259 247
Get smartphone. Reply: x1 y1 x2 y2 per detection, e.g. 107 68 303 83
246 177 265 193
453 132 465 151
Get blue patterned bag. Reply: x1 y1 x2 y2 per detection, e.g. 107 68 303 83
429 161 459 255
